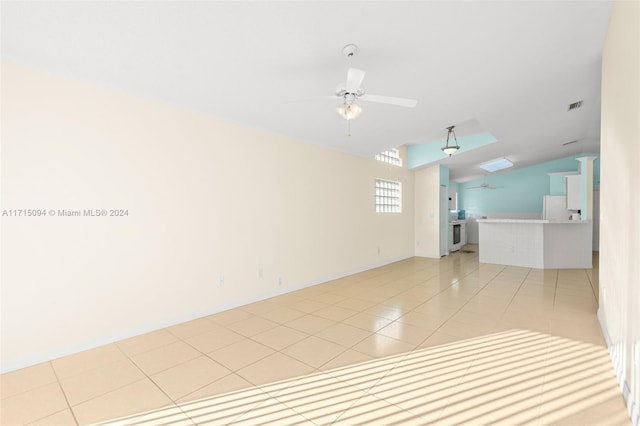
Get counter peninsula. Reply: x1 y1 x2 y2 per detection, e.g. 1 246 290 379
477 219 592 269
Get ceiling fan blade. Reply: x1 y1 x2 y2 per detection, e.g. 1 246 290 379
360 94 418 108
346 68 366 92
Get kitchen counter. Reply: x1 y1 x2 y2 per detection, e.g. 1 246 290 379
477 219 588 224
478 219 592 269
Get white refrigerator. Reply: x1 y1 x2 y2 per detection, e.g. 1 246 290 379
543 195 573 220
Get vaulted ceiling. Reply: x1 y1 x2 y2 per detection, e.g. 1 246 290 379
1 1 612 182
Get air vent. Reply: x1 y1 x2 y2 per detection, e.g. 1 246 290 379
562 140 579 146
567 100 583 111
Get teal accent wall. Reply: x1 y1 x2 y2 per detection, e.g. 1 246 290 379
458 154 599 216
408 133 498 169
439 164 450 184
549 174 570 195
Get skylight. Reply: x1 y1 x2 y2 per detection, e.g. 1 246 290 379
480 157 513 172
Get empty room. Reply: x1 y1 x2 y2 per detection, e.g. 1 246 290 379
1 1 638 425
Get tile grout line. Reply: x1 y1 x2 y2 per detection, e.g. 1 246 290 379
4 251 621 426
329 259 492 401
221 262 475 409
48 360 80 426
112 334 199 423
150 309 354 403
494 266 533 326
16 344 156 425
428 264 519 424
405 263 504 348
584 260 599 303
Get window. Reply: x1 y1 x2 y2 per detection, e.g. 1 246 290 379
375 148 402 167
479 157 513 172
375 179 402 213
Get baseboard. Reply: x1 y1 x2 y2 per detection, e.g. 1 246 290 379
1 254 413 374
598 309 640 426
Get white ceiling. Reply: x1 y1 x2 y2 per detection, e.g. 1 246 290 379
1 1 612 182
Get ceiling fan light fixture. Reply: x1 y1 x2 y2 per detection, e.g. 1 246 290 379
336 101 363 121
331 45 417 129
441 125 460 157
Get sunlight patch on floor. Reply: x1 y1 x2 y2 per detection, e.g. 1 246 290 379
95 329 628 425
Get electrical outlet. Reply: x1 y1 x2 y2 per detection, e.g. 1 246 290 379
377 246 381 254
278 277 283 286
257 268 263 279
218 275 224 286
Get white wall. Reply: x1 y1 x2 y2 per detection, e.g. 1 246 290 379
599 1 640 423
414 165 442 258
0 63 415 372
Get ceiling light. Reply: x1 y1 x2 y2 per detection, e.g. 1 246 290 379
336 95 363 121
441 125 460 156
480 157 513 172
336 102 362 120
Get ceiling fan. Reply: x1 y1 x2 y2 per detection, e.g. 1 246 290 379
333 44 418 129
467 176 504 190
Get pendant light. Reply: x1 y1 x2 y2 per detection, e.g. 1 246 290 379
441 125 460 156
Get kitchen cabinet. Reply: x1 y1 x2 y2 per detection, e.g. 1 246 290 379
566 175 581 210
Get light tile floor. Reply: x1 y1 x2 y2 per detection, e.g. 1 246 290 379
0 247 632 425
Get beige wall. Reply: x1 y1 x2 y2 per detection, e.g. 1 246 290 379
0 63 415 372
414 165 443 258
599 0 640 420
